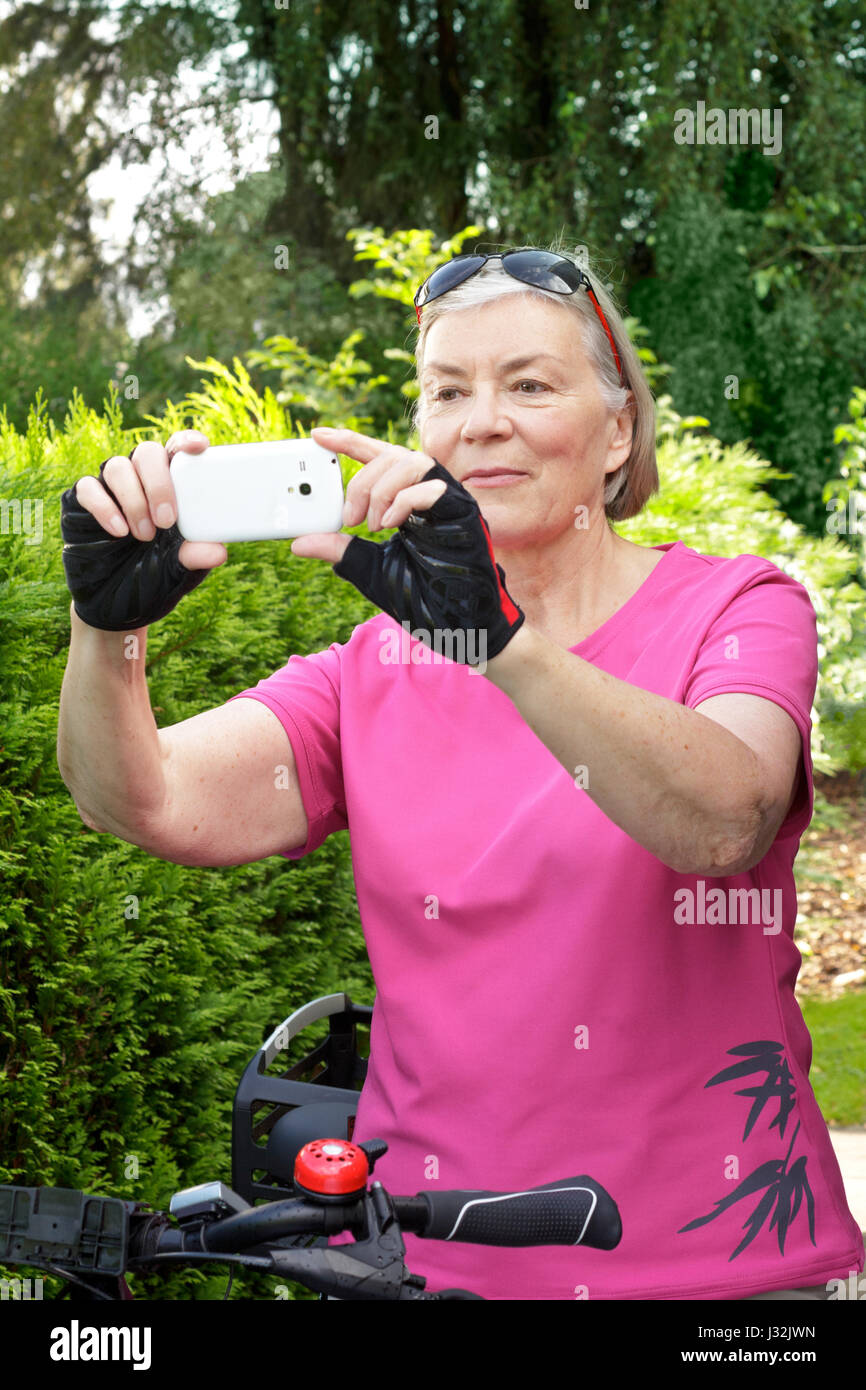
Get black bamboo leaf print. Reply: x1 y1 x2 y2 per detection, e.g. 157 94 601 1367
679 1119 817 1260
771 1160 795 1251
781 1157 816 1247
704 1040 796 1140
678 1159 784 1231
730 1184 782 1260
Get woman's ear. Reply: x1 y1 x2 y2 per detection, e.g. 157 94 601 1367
608 392 635 469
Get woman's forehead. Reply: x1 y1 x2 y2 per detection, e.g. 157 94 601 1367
423 298 587 370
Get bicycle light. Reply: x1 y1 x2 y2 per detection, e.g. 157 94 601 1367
169 1181 250 1225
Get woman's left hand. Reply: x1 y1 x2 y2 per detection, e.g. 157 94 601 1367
292 426 526 663
289 427 447 564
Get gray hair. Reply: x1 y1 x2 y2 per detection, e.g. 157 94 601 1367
410 244 659 522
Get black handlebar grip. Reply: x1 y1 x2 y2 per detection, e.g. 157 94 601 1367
416 1176 621 1250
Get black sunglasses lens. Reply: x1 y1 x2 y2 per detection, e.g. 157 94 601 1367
415 255 487 307
502 250 583 294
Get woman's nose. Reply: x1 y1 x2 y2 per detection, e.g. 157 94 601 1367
459 388 513 437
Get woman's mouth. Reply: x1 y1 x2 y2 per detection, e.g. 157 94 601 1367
463 471 527 488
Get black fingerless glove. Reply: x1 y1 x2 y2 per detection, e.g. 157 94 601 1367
332 459 525 664
60 453 212 631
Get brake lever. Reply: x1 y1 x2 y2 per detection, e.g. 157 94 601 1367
261 1181 412 1300
268 1241 419 1300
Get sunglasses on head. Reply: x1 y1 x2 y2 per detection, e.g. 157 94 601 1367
413 249 624 383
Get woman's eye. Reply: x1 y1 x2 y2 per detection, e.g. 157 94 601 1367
434 381 547 401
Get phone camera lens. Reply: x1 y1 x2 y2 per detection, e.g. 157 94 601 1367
299 482 312 496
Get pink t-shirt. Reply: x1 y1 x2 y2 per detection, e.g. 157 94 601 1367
227 540 864 1300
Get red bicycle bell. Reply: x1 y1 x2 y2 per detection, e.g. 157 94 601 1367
294 1137 370 1201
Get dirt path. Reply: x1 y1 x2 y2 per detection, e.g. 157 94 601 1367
794 772 866 998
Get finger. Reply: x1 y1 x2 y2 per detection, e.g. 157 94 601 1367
165 429 210 458
341 449 403 526
98 455 156 541
177 540 227 572
130 440 180 534
289 533 353 565
378 479 448 530
344 452 436 528
363 458 443 532
311 426 391 464
74 469 133 538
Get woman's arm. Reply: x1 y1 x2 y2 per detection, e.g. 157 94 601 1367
57 603 309 864
483 624 802 876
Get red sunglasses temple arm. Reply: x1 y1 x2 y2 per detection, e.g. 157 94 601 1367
585 287 624 382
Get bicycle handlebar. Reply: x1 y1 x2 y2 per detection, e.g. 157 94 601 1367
198 1175 620 1253
0 1139 622 1301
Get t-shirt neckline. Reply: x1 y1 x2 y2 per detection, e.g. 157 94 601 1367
568 540 683 659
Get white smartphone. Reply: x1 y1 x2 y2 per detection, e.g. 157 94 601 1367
170 439 345 542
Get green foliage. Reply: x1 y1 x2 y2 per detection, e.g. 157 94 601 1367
825 385 866 571
0 289 130 442
119 171 376 434
242 226 492 435
345 225 486 312
0 0 248 435
245 332 392 435
4 1 866 543
629 190 866 536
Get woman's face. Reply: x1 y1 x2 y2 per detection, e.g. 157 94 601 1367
418 294 633 548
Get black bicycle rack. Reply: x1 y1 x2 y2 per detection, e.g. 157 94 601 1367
231 992 373 1206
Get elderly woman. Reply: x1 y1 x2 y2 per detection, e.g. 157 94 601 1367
58 246 863 1302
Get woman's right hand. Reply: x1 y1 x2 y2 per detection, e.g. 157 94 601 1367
61 430 227 631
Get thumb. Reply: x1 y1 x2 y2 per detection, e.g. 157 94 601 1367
177 540 228 571
290 532 353 565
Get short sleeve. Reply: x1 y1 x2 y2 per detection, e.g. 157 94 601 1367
226 644 348 858
682 562 819 842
